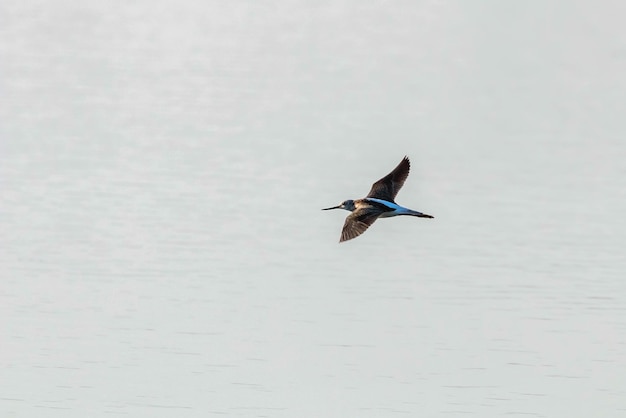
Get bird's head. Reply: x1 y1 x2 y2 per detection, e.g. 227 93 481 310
322 199 355 212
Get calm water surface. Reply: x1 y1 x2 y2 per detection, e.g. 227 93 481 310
2 1 626 417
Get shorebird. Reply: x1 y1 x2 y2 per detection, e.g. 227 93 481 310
323 156 433 242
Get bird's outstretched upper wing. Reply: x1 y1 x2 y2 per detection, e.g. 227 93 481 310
366 156 410 202
340 207 382 242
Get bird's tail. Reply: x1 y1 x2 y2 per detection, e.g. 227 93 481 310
406 210 434 218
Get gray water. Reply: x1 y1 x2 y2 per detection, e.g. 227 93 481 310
2 1 626 417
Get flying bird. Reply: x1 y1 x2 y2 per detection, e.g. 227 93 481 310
323 156 433 242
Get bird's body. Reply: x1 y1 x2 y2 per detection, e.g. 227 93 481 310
323 156 433 242
364 198 425 218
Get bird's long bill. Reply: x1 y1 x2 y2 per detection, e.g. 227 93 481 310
322 205 341 211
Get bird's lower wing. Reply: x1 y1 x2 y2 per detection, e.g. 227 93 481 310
340 210 381 242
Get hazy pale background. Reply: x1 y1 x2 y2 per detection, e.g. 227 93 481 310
2 1 626 417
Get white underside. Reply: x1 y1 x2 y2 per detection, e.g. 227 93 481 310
366 198 418 218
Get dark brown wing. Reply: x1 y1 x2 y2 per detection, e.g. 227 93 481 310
366 156 411 202
339 207 384 242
